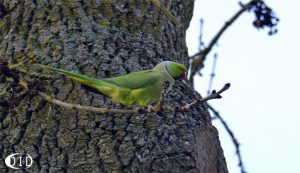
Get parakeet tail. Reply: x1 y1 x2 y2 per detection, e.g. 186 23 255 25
33 64 101 87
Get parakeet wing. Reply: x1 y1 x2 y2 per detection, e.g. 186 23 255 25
102 70 160 89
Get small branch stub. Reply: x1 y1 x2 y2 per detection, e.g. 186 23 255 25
182 83 230 110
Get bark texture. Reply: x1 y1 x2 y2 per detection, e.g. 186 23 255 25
0 0 228 172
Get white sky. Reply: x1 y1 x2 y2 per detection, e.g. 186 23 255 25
186 0 300 173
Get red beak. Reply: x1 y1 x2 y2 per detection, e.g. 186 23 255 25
181 72 187 80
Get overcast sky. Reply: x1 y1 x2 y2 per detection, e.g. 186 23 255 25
186 0 300 173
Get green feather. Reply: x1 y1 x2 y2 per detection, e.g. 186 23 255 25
34 61 187 106
103 70 160 89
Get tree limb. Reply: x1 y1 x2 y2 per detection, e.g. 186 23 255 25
208 104 246 173
182 83 230 110
38 83 230 114
189 0 255 82
38 92 141 114
207 53 218 95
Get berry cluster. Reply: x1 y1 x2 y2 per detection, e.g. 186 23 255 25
250 1 279 35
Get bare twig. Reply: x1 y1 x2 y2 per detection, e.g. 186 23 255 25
47 105 52 119
37 83 230 114
188 19 205 80
159 81 170 110
151 0 181 27
182 83 230 110
207 53 218 95
38 92 141 114
37 91 171 114
8 59 28 70
189 0 255 82
38 91 180 114
1 60 55 80
199 19 205 50
208 104 246 173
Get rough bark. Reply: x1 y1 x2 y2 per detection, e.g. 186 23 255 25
0 0 228 172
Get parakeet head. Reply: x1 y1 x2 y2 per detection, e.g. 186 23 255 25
164 61 187 80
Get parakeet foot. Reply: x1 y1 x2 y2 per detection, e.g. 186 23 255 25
133 106 158 113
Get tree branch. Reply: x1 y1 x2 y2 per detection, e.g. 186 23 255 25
207 53 218 95
37 83 230 114
182 83 230 110
208 104 246 173
189 1 255 82
37 92 142 114
151 0 181 27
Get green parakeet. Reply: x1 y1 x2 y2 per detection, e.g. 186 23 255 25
35 61 187 106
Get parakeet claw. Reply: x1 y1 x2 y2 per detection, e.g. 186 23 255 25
149 105 160 112
148 105 154 112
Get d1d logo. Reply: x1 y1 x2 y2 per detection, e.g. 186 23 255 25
5 153 33 169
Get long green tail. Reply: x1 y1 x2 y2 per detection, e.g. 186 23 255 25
33 64 102 87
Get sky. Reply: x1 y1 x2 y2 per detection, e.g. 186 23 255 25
186 0 300 173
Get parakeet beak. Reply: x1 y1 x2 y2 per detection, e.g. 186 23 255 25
181 72 186 80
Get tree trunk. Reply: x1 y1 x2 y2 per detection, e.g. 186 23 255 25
0 0 228 172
